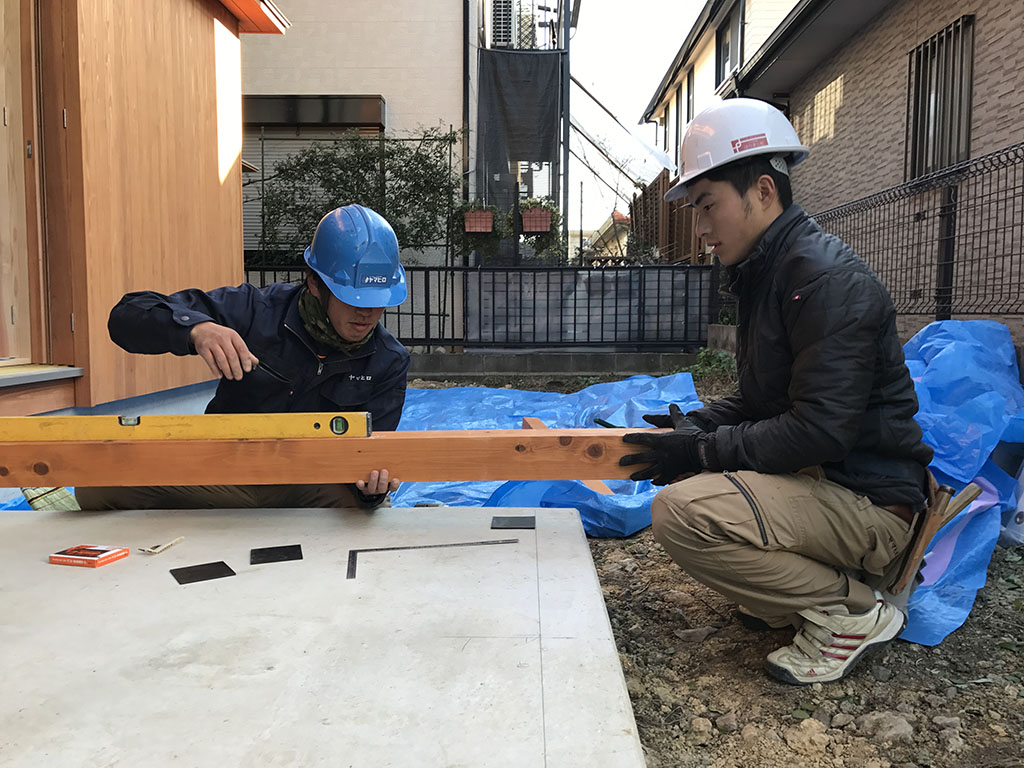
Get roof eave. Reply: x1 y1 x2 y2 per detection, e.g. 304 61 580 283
640 0 721 124
219 0 291 34
735 0 894 101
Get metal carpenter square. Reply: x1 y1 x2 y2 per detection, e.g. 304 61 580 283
491 516 536 530
170 561 236 585
250 544 303 565
346 538 519 579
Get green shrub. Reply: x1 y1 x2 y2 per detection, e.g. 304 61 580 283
252 128 460 267
684 348 737 382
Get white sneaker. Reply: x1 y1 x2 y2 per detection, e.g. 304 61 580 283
22 487 81 512
765 592 905 685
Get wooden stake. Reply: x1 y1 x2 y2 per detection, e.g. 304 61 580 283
521 417 614 494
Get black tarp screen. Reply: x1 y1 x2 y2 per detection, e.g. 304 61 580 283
476 49 561 213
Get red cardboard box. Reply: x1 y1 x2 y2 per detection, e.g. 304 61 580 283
50 545 129 568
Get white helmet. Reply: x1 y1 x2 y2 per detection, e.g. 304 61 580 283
665 98 809 203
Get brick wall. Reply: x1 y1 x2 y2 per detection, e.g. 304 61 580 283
788 0 1024 213
898 314 1024 349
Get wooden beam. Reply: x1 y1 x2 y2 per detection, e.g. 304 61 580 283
0 429 653 488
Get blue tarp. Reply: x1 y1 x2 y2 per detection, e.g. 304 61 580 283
904 320 1024 482
392 374 702 537
899 321 1024 644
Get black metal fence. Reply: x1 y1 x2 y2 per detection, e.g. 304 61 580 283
247 265 713 351
815 141 1024 318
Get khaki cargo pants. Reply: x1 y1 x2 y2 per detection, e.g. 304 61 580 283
651 468 915 623
75 483 366 511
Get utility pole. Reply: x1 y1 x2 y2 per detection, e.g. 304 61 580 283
579 180 583 264
561 0 571 264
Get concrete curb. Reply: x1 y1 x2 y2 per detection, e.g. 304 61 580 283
409 351 697 378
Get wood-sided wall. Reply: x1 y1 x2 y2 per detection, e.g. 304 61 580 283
69 0 244 406
1 0 36 366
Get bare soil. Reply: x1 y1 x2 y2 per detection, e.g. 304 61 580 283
411 375 1024 768
593 527 1023 768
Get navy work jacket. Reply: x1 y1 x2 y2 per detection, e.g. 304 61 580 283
107 282 410 432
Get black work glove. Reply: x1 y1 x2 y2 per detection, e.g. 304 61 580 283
642 405 699 429
353 485 388 509
642 406 712 432
620 404 718 485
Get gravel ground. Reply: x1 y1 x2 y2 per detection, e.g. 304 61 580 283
411 374 1024 768
592 528 1023 768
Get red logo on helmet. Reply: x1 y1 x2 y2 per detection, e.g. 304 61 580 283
731 133 769 153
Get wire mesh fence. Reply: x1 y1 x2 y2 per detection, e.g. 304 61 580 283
630 142 1024 322
815 141 1024 317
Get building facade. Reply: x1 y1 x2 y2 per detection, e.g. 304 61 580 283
641 0 1024 341
785 0 1024 211
1 0 286 415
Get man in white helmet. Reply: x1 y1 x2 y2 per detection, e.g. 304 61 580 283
73 204 409 512
619 98 933 685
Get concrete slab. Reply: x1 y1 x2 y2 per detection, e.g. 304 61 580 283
0 506 644 767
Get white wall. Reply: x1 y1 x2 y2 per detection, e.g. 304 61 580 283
650 0 800 136
648 31 717 171
467 0 481 200
743 0 799 62
241 0 463 135
691 36 718 115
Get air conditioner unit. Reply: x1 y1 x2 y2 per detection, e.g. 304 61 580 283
492 0 513 48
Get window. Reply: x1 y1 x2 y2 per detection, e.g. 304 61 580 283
686 68 694 122
906 15 974 179
716 4 741 86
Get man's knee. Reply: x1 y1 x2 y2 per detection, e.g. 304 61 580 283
74 486 117 511
650 477 705 545
651 472 752 546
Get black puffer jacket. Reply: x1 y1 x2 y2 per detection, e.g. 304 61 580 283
693 205 933 508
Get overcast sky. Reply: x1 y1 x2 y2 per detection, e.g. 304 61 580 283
568 0 702 231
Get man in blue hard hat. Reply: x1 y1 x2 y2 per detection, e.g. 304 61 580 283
74 204 410 511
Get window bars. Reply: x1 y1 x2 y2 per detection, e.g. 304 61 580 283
907 15 975 181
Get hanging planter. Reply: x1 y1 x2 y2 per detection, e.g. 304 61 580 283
463 209 494 233
507 197 564 263
450 201 509 263
521 206 552 233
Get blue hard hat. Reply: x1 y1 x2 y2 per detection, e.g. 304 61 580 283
303 205 407 308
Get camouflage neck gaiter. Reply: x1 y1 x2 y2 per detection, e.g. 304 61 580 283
297 287 374 354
